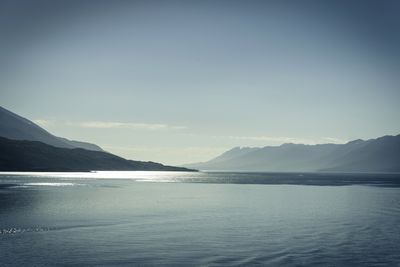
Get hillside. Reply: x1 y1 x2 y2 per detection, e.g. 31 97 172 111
0 137 195 172
185 135 400 173
0 106 103 151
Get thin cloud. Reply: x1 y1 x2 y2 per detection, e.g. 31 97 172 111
321 137 347 143
225 135 346 144
191 134 347 145
33 119 53 127
76 121 186 131
33 119 187 131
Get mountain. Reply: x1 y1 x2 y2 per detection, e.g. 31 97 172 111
185 135 400 173
57 137 104 151
0 137 195 172
0 106 103 151
0 106 195 172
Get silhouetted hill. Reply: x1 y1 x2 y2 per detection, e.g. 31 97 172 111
185 135 400 173
0 106 195 172
0 106 103 151
0 137 195 172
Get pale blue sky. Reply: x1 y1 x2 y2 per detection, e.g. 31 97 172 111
1 0 399 164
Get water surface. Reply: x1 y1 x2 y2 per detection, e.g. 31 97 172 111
1 172 400 266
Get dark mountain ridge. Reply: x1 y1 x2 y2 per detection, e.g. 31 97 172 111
0 106 195 172
0 137 194 172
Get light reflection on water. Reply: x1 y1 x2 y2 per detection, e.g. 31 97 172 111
1 172 400 266
0 171 399 186
0 171 188 180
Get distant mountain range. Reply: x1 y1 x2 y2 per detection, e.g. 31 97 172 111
0 106 195 172
184 135 400 173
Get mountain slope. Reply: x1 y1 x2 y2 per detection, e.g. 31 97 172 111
321 135 400 172
0 106 103 151
57 137 103 151
0 137 195 172
185 135 400 173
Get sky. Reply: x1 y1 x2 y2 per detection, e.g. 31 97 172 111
1 0 399 165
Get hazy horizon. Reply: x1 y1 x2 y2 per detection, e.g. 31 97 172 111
1 0 399 165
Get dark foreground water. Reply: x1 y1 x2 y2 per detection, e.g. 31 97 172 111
1 171 400 266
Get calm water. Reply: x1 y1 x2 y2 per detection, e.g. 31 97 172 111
1 171 400 266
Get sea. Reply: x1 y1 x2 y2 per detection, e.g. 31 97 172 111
1 171 400 266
